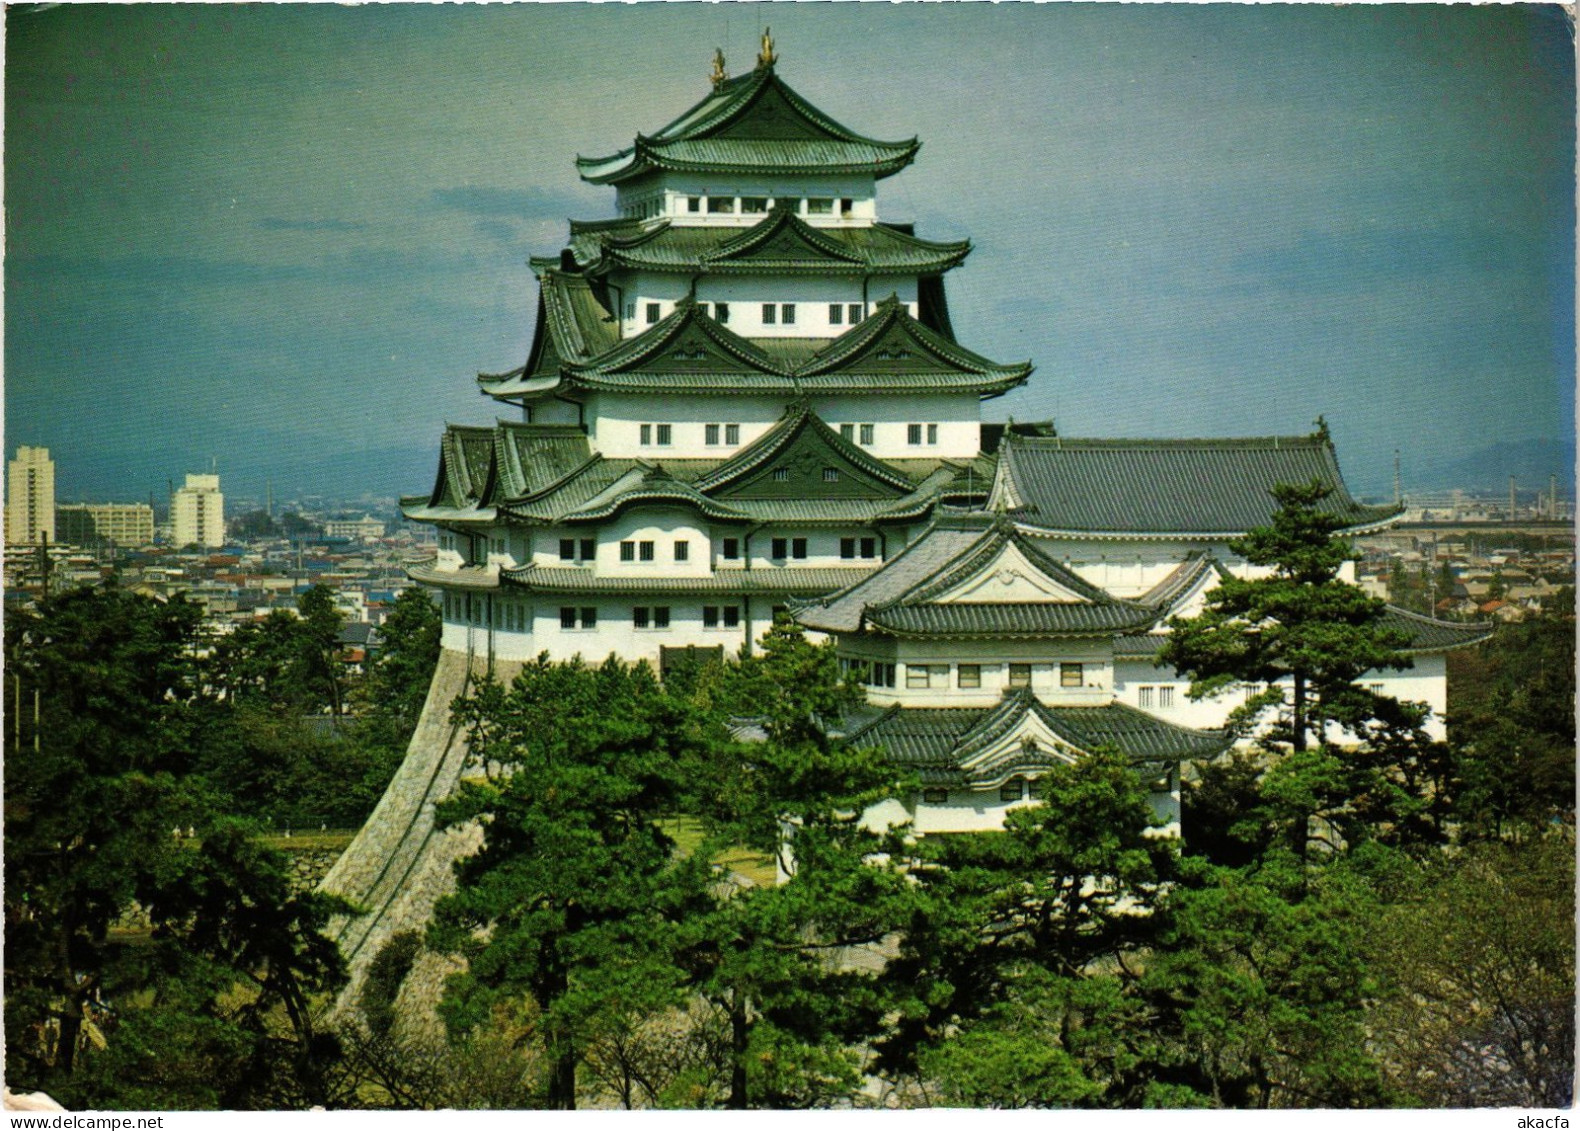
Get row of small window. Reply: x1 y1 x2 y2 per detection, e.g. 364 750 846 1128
620 539 690 563
556 536 871 564
624 301 869 328
637 422 743 448
558 605 743 631
636 421 936 450
844 659 1086 690
683 195 854 216
917 779 1032 805
1135 685 1176 709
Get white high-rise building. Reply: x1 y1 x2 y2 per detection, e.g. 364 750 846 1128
171 473 225 548
7 446 56 546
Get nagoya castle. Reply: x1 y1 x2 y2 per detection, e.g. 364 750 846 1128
321 38 1488 1036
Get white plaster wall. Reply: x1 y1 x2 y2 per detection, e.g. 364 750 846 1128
745 528 892 570
585 392 793 458
842 636 1113 708
1114 655 1449 740
597 507 714 578
810 392 982 461
617 172 879 226
611 271 918 340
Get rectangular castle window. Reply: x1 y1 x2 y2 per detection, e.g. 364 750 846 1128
639 541 655 562
762 303 776 325
741 197 768 213
646 302 661 324
771 537 788 560
707 196 735 213
829 304 844 326
958 664 981 689
1158 686 1174 708
859 423 874 445
922 787 948 804
807 198 833 214
560 539 575 561
1008 663 1032 689
1000 779 1025 803
849 304 863 324
1138 686 1155 708
656 424 672 446
580 538 595 561
725 423 740 444
860 536 877 559
792 538 807 560
1061 662 1084 688
722 538 740 560
687 196 701 213
840 537 855 559
840 423 854 441
907 424 923 446
673 541 689 563
781 303 796 325
706 424 720 446
620 541 635 562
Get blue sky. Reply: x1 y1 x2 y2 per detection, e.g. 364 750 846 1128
6 3 1573 502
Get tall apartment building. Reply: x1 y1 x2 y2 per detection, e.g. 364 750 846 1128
57 502 156 548
171 473 225 548
6 446 56 546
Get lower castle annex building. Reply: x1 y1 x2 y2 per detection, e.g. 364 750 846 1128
400 44 1489 835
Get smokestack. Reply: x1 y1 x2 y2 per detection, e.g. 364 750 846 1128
1393 450 1402 509
1550 474 1558 519
1509 476 1517 520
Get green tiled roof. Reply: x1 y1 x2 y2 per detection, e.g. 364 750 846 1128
1379 605 1495 653
406 562 500 590
996 434 1402 537
557 467 753 525
794 295 1030 391
844 692 1227 786
865 601 1156 639
797 514 1153 640
480 276 1027 404
477 269 619 398
568 212 969 276
576 66 919 185
692 402 919 495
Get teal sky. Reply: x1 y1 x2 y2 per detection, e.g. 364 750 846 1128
6 3 1574 502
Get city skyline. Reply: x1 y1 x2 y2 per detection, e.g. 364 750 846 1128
6 4 1574 502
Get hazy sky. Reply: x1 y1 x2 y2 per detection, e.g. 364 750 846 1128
6 3 1574 501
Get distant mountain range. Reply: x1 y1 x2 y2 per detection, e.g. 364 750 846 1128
1404 438 1575 496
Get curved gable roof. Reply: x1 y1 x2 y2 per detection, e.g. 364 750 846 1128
576 66 919 185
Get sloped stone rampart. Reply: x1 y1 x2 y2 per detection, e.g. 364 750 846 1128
319 648 522 1035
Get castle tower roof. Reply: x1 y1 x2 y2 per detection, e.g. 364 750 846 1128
575 64 920 185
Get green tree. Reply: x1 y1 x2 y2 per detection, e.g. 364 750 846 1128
1140 851 1393 1108
877 750 1178 1105
685 617 913 1108
295 584 348 717
1161 480 1412 753
353 588 441 751
4 586 210 1083
1364 838 1574 1106
428 658 717 1109
3 586 349 1107
67 824 351 1109
1447 591 1576 839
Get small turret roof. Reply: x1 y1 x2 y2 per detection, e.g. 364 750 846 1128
842 690 1227 786
576 65 919 185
